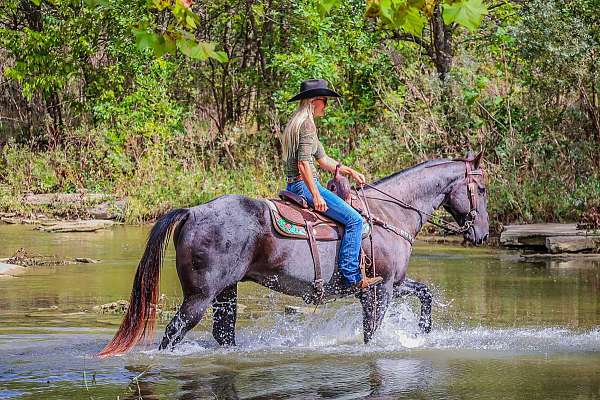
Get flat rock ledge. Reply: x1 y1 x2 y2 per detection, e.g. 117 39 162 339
37 219 115 233
500 223 600 253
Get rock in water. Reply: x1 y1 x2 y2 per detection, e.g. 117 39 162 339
546 236 600 253
74 257 99 263
284 305 320 315
500 223 600 253
0 262 26 278
94 300 130 314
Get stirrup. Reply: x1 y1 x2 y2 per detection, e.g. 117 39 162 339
358 276 383 289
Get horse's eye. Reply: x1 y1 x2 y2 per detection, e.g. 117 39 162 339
478 187 487 196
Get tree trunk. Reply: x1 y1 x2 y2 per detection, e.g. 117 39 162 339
431 1 453 81
45 90 63 148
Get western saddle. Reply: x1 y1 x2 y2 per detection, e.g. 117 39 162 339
265 190 372 304
266 190 370 241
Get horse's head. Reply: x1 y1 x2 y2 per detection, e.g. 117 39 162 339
443 150 490 245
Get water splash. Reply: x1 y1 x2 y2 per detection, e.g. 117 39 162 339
424 326 600 353
149 301 600 357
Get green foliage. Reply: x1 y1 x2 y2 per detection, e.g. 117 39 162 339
0 0 598 226
1 146 60 193
442 0 487 32
317 0 339 16
514 0 599 99
132 0 228 62
92 60 185 149
363 0 488 35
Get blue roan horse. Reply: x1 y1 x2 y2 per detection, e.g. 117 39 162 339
99 152 489 357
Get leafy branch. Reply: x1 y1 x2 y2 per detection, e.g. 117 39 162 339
132 0 228 62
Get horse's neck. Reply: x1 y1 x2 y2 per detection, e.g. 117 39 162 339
368 161 465 237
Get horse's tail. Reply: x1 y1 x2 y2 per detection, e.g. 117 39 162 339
98 208 189 358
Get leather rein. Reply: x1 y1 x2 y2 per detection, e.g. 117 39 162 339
356 161 484 239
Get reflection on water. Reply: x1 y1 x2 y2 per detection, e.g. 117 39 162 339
0 224 599 399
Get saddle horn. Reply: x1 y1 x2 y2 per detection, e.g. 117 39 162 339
327 164 352 203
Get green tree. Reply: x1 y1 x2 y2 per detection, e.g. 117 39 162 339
321 0 488 80
515 0 599 141
0 0 154 146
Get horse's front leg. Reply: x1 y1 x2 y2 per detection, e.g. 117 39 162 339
394 278 432 333
212 284 238 346
359 285 391 343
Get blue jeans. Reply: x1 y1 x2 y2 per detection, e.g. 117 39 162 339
286 178 363 284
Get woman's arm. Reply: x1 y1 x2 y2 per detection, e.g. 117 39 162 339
298 161 327 212
316 155 366 185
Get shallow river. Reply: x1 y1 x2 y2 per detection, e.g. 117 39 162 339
0 224 599 399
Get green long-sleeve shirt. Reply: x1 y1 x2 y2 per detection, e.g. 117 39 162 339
284 118 326 179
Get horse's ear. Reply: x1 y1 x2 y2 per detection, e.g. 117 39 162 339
472 149 484 169
466 150 474 160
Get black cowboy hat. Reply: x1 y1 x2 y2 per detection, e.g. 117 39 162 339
287 79 342 102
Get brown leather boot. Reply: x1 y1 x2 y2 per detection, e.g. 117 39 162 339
358 276 383 289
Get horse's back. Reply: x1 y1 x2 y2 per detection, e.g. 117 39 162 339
172 195 272 294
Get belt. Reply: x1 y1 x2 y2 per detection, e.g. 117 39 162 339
286 175 302 184
286 175 319 184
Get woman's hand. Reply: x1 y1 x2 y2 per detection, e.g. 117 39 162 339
314 193 328 212
338 165 366 185
349 169 366 185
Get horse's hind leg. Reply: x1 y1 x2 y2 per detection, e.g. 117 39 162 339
394 278 432 333
360 287 391 343
212 284 237 346
159 294 212 350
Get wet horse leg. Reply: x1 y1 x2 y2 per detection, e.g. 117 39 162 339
159 294 212 350
360 286 391 343
394 278 432 333
212 284 237 346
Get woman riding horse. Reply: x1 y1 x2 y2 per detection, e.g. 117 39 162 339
97 79 489 357
282 79 382 289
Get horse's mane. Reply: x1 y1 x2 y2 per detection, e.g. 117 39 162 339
372 158 452 186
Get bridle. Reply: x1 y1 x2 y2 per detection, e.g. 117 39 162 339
445 160 484 234
357 160 485 235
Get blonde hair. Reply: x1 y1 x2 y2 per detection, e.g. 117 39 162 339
281 99 314 162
